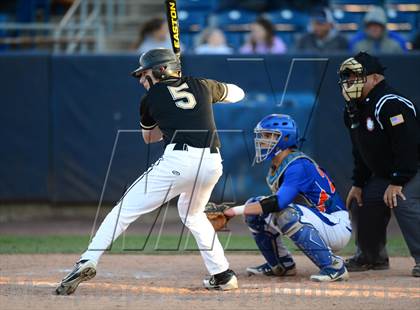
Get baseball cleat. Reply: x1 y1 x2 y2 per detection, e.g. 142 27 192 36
246 261 297 277
55 259 97 295
310 257 349 282
345 256 389 272
247 255 296 276
344 257 370 272
203 269 238 291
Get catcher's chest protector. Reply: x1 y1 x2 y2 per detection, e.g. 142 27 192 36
266 151 317 194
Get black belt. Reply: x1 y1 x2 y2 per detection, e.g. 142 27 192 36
173 143 218 154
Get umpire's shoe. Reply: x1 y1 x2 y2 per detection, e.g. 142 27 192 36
55 259 96 295
310 256 349 282
203 269 238 291
247 256 297 277
345 256 389 272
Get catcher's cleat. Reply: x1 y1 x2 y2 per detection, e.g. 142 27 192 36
412 263 420 277
310 257 349 282
55 259 96 295
247 260 297 277
203 269 238 291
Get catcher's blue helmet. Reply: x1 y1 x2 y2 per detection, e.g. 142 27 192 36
254 114 299 163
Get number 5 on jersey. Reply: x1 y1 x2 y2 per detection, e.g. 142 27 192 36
168 83 197 109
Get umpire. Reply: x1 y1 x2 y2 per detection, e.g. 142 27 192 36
339 52 420 277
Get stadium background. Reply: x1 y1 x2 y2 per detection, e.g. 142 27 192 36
0 1 419 309
1 53 420 204
1 0 420 204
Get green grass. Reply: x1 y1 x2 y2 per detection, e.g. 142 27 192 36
0 233 410 256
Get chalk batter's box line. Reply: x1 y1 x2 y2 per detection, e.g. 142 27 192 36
0 277 419 299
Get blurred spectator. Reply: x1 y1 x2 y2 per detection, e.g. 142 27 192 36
240 17 287 54
296 8 348 53
350 6 404 54
195 28 233 54
136 17 172 53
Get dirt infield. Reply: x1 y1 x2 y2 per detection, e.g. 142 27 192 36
1 254 419 310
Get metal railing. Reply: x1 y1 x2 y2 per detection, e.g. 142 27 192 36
0 0 128 53
53 0 103 53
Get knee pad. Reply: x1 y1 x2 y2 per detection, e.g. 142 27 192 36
278 206 333 269
277 206 301 235
245 214 269 234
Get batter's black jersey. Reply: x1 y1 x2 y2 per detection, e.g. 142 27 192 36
139 76 228 148
344 80 420 187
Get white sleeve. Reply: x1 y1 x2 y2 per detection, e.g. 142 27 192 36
220 84 245 103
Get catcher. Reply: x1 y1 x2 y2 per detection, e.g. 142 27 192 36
207 114 352 282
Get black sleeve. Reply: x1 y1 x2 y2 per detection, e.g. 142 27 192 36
344 110 372 187
139 96 157 130
378 98 419 185
199 78 228 103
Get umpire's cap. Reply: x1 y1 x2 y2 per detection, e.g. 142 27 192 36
353 51 386 75
131 48 181 78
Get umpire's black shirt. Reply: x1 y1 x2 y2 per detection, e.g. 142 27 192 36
344 80 420 187
139 76 228 149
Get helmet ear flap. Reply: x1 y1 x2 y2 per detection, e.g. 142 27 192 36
151 70 162 79
152 66 165 79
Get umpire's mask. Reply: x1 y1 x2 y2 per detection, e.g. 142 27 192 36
338 57 367 101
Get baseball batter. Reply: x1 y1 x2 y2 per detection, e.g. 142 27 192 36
224 114 352 282
55 48 244 295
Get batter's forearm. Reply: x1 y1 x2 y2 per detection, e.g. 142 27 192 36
142 126 163 144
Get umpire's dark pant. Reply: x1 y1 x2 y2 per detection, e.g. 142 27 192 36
350 170 420 264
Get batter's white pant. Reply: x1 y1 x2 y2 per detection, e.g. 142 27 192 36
81 144 229 275
265 205 352 253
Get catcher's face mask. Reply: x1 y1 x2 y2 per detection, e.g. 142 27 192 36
254 130 282 163
338 57 367 101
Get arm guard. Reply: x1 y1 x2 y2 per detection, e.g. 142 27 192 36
260 195 279 214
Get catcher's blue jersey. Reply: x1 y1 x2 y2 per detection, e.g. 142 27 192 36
273 157 346 214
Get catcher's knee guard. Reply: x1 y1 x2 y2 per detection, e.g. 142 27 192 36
277 206 333 269
245 214 283 268
245 214 268 234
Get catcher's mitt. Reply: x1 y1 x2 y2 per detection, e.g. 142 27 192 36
204 202 231 231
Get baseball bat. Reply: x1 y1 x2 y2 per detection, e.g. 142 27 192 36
165 0 181 60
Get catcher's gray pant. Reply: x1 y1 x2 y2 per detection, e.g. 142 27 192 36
81 143 229 275
265 206 351 253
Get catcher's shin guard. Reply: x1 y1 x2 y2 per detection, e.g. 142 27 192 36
246 214 282 267
278 207 333 269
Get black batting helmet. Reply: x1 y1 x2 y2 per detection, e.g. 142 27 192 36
131 48 181 79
